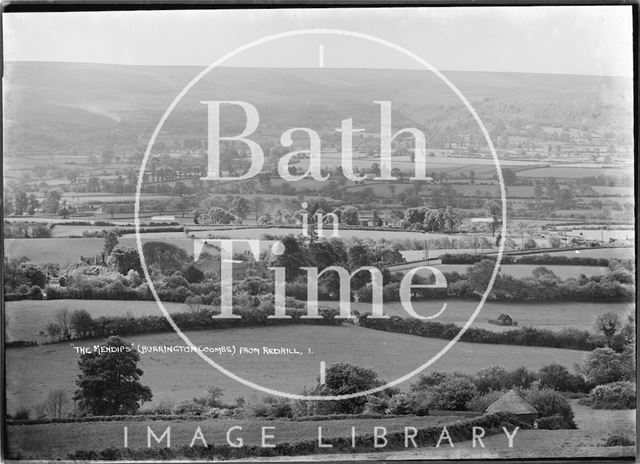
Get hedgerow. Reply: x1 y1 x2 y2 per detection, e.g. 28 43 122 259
63 412 528 460
358 314 599 351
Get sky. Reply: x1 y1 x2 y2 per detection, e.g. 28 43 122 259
3 7 633 76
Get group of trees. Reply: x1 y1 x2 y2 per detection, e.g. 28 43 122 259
402 205 462 232
4 184 65 216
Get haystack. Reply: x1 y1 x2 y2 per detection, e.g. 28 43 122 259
485 389 538 424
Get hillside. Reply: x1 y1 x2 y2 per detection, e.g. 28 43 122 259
4 61 633 153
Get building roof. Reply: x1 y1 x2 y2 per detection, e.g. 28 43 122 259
485 389 538 415
497 314 511 321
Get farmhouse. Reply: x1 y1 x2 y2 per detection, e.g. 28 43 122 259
489 314 518 326
485 389 538 425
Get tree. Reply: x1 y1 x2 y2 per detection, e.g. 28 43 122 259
182 264 205 283
70 309 94 338
474 365 509 393
531 266 559 283
538 364 586 392
55 309 71 340
169 196 193 218
581 347 634 386
26 194 40 215
45 322 62 342
273 235 311 280
14 190 28 215
184 295 204 314
74 336 152 415
31 223 54 238
443 206 462 232
206 207 236 225
524 387 576 428
548 234 562 248
40 389 71 419
194 385 225 408
467 259 496 295
340 206 360 225
430 376 478 410
523 237 538 250
412 179 427 195
103 231 119 255
468 170 476 184
347 244 378 290
142 241 188 275
320 363 382 414
534 181 544 206
43 190 63 214
229 197 251 219
484 200 501 236
594 312 621 347
110 246 143 275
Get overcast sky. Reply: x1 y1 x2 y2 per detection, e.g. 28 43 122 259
3 7 633 76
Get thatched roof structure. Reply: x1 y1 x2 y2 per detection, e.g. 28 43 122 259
485 389 538 415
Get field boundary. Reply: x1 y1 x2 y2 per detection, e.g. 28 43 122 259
55 412 528 461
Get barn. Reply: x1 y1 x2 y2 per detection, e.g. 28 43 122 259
489 314 518 326
485 389 538 425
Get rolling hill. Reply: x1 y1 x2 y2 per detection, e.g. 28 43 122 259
3 61 633 154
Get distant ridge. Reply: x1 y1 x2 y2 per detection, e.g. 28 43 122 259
4 61 633 154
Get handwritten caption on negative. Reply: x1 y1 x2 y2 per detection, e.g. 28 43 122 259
72 344 311 356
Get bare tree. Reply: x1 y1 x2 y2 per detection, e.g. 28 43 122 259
41 389 71 418
55 309 70 340
184 296 203 315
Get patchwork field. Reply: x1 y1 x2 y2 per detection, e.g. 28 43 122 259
5 299 187 343
281 401 636 461
6 298 632 344
517 166 632 179
7 414 462 459
5 324 589 415
519 247 634 260
324 299 633 333
6 400 634 460
5 236 198 265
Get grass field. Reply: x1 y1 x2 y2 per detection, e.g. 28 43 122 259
6 400 634 460
7 414 462 459
5 299 189 343
324 299 633 333
5 236 199 264
285 401 635 460
5 324 589 415
520 247 633 260
517 167 631 179
7 297 632 344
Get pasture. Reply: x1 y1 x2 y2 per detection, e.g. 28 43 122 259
5 236 198 265
326 401 635 460
518 247 633 260
517 166 630 179
325 299 633 333
7 415 462 459
6 297 631 344
5 299 189 343
5 324 589 415
6 401 635 460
